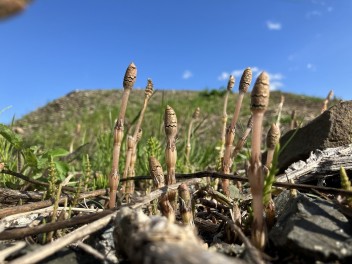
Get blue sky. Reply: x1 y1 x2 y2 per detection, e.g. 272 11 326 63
1 0 351 123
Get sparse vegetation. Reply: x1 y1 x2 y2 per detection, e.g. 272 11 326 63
0 62 344 263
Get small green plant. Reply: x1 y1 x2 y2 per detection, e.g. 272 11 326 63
340 166 352 207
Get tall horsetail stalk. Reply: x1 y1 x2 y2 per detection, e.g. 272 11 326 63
127 128 143 194
164 105 178 211
248 71 270 249
108 62 137 209
264 123 280 229
219 75 235 158
321 89 334 113
222 68 252 196
121 135 134 196
164 105 178 185
185 107 200 170
122 79 154 196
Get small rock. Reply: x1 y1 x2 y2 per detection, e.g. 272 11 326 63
278 101 352 170
270 191 352 262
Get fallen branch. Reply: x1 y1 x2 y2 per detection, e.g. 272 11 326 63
7 179 201 264
0 188 108 219
0 187 43 204
122 171 352 197
0 209 115 240
277 145 352 183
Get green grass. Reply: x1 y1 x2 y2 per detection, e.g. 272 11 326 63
0 88 327 190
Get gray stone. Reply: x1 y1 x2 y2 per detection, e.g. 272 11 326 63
270 191 352 262
278 101 352 170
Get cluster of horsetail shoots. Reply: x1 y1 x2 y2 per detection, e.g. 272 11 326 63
185 107 200 168
108 62 137 209
321 89 334 113
122 79 154 197
248 71 270 249
222 68 252 196
219 75 235 159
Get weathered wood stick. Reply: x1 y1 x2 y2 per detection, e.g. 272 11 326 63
121 171 352 197
0 209 115 240
7 179 200 264
0 188 43 204
8 216 114 264
0 189 108 219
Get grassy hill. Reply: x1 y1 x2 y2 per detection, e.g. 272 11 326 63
11 88 327 183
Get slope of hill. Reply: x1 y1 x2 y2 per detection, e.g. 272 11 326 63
13 88 327 176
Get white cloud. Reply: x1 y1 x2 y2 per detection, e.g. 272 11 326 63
270 82 284 91
231 70 243 78
182 70 193 80
251 67 259 73
218 72 230 81
306 10 322 19
266 21 282 31
218 67 284 91
268 73 284 81
307 63 317 71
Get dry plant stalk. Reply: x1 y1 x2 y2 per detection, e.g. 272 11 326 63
219 75 235 158
185 107 200 168
222 68 252 196
290 110 297 130
108 62 137 209
69 123 81 153
164 105 178 211
178 183 193 225
121 135 135 195
321 89 334 113
276 95 285 127
164 105 178 185
232 115 253 160
122 80 153 196
248 71 270 250
264 123 280 229
127 128 143 194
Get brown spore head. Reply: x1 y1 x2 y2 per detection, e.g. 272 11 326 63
266 123 281 149
250 71 270 113
123 62 137 90
227 75 235 91
239 67 252 93
145 79 154 98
